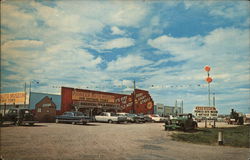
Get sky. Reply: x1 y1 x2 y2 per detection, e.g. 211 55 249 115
1 0 249 114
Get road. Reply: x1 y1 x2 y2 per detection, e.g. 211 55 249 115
1 122 249 160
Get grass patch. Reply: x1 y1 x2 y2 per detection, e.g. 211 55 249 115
171 125 250 148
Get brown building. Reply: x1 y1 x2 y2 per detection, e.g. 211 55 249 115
60 87 154 116
35 96 57 122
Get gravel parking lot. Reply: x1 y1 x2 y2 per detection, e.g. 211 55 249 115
1 122 249 160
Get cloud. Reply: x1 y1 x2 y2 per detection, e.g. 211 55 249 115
90 38 135 50
2 40 43 50
148 35 202 60
184 1 249 19
107 54 152 71
111 26 125 35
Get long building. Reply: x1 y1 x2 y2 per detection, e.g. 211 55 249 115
61 87 154 116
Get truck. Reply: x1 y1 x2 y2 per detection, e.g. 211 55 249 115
55 111 90 125
164 113 197 131
94 112 127 123
0 108 38 126
227 109 244 125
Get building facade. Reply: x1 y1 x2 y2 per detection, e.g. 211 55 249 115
154 103 182 116
193 106 218 119
35 96 57 122
61 87 154 116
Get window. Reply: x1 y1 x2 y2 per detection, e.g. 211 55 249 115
37 108 42 112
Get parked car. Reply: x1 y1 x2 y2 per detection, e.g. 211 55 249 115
147 114 166 122
143 114 153 122
116 112 132 122
0 108 37 126
55 111 90 125
127 114 145 123
95 112 127 123
164 113 198 131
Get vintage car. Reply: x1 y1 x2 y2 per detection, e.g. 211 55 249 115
164 113 198 131
127 114 145 123
142 114 153 122
94 112 127 123
55 111 90 125
0 108 37 126
145 114 167 122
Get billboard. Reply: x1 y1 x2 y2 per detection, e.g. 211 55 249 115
0 92 25 105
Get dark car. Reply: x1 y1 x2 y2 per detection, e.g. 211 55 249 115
0 108 37 126
127 114 145 123
55 111 90 125
142 114 153 122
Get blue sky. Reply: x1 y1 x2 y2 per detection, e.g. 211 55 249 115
1 0 249 114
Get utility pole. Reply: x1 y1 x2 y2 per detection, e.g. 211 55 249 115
24 82 26 107
181 100 183 113
213 93 215 106
133 80 136 114
29 81 31 109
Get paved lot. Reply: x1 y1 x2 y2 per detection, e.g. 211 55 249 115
1 122 249 160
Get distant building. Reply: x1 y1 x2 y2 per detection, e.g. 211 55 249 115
193 106 218 119
61 87 154 116
29 92 61 111
154 103 182 116
35 96 57 122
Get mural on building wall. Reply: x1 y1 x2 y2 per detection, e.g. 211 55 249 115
61 87 154 115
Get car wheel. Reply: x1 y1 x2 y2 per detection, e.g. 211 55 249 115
108 120 112 124
16 120 21 126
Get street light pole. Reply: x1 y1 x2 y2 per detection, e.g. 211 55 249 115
28 80 39 109
204 66 213 107
208 72 211 107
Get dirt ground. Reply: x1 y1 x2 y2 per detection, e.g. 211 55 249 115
1 122 249 160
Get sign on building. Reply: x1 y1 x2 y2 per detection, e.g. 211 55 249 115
0 92 25 105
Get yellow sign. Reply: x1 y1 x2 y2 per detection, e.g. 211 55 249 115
0 92 25 104
72 91 115 103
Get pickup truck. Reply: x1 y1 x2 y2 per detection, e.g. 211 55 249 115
0 108 38 126
95 112 127 123
55 111 90 125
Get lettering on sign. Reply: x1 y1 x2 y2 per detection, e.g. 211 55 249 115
0 92 25 104
72 91 115 103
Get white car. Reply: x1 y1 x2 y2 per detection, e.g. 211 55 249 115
95 112 127 123
151 114 167 122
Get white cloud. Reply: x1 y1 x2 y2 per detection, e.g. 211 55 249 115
91 38 135 50
107 54 152 71
111 26 125 35
103 38 135 50
148 35 202 60
2 40 43 50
